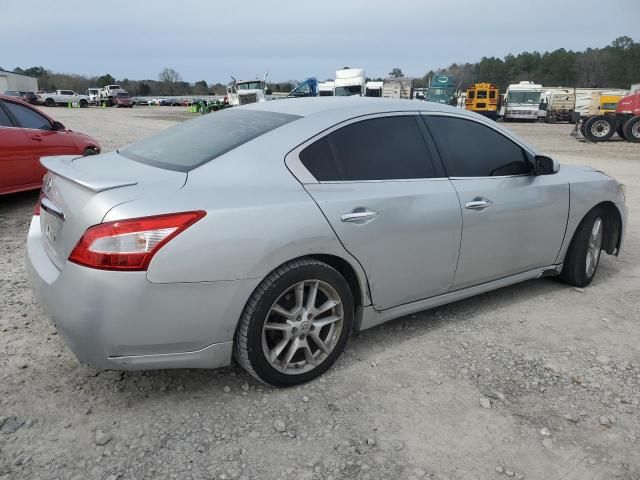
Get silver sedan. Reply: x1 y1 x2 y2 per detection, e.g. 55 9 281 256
26 97 627 386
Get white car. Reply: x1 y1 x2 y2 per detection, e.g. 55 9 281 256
39 90 89 108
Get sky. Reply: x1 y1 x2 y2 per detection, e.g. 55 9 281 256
2 0 639 84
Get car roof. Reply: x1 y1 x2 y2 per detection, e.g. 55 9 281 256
242 96 471 118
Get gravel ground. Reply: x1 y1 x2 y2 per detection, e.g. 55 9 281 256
0 106 638 480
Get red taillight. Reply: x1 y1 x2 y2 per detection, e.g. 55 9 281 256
68 211 206 271
34 192 44 216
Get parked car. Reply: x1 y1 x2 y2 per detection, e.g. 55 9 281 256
3 90 38 104
114 92 134 108
133 97 149 106
26 98 626 386
0 95 100 195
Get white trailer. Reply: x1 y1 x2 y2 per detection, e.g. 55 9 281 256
572 88 628 118
318 81 335 96
0 69 39 93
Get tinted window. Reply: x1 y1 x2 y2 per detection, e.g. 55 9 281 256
301 116 435 181
120 109 300 172
489 90 496 99
468 91 475 99
299 136 341 181
4 101 51 130
428 116 530 177
0 104 13 127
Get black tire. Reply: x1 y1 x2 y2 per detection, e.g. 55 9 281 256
622 116 640 143
79 99 88 108
583 115 615 142
44 98 55 107
558 207 606 287
83 147 99 156
234 258 353 386
616 122 627 140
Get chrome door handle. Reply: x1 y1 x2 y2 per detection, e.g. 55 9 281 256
465 199 494 210
341 210 378 223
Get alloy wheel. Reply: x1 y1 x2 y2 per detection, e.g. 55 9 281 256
585 217 603 278
261 279 344 375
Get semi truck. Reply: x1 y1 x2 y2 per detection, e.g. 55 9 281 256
226 74 269 106
465 83 500 119
425 75 457 105
579 91 640 142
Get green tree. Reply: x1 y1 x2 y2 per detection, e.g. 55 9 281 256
389 68 404 78
137 82 151 96
96 74 116 87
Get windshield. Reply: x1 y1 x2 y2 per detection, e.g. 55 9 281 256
120 109 300 172
507 91 541 104
334 85 362 96
426 87 454 102
116 92 129 97
289 82 310 97
237 82 263 90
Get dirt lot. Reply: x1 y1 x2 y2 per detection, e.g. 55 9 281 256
1 106 638 480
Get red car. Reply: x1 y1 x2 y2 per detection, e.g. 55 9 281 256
0 95 100 195
114 92 134 108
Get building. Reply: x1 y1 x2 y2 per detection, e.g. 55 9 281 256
0 69 39 93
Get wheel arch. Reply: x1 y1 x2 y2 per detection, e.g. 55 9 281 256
305 253 367 310
563 201 622 261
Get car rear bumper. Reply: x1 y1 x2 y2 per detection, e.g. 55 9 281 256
26 216 260 370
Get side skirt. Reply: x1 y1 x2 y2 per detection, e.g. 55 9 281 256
356 265 562 331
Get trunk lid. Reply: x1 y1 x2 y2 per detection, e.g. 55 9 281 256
39 152 187 269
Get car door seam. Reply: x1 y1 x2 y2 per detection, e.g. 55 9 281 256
553 182 572 264
447 180 465 291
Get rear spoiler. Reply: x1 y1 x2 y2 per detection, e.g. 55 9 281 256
40 155 137 193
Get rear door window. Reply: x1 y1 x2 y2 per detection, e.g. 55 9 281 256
426 115 531 177
0 103 14 127
300 116 437 181
4 101 51 130
120 109 300 172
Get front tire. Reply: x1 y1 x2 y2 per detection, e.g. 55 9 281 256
584 115 614 142
79 99 88 108
44 98 55 107
559 208 605 287
622 116 640 143
234 258 353 386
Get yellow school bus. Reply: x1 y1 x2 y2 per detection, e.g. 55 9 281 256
465 83 500 119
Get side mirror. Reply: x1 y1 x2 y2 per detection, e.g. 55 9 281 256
51 121 66 132
534 155 559 175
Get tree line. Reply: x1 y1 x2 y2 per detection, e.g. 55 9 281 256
410 36 639 91
5 36 638 96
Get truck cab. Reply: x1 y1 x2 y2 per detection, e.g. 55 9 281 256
227 74 268 106
287 78 319 97
334 68 366 96
426 75 457 105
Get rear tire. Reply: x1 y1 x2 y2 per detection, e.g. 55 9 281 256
234 258 353 386
584 115 614 142
45 98 55 107
79 99 88 108
559 207 606 287
622 116 640 143
616 122 628 140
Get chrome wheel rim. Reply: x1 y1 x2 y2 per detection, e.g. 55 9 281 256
262 280 344 375
586 217 603 278
591 120 611 138
632 122 640 139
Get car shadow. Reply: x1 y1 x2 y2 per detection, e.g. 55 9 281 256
110 274 585 399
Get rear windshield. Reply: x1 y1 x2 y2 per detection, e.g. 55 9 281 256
120 109 300 172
